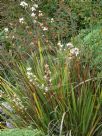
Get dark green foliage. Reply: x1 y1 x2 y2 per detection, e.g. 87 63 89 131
1 0 102 39
40 0 102 38
39 0 58 17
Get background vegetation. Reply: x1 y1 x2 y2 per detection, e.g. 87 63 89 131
0 0 102 136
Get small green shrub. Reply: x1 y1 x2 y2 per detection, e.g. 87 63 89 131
40 0 102 38
72 27 102 73
0 129 44 136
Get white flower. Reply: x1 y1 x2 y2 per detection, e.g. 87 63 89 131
19 17 24 23
57 41 61 46
43 27 48 31
68 56 73 60
66 42 73 49
33 75 36 78
33 4 38 8
39 10 42 13
57 41 63 48
20 1 28 8
26 67 32 71
4 28 9 32
70 48 79 56
0 94 2 98
44 75 47 79
30 42 34 45
51 18 54 22
29 79 33 82
31 6 36 11
26 26 29 29
31 13 36 17
33 20 37 23
60 44 64 48
2 102 13 111
38 13 43 17
49 79 52 83
27 72 33 76
12 35 15 39
45 87 48 92
39 22 43 26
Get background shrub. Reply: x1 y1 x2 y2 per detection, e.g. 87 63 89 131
1 0 102 39
72 26 102 74
40 0 102 39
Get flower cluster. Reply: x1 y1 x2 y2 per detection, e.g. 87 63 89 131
19 1 48 32
51 18 54 23
26 67 33 82
66 42 79 56
31 13 36 17
20 1 28 8
12 94 24 110
19 17 24 24
70 47 79 56
57 41 79 57
4 28 9 33
26 67 40 86
57 41 63 49
26 65 52 93
42 26 48 31
35 21 48 32
30 4 38 18
66 42 73 49
44 64 52 92
38 10 43 17
4 28 9 39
